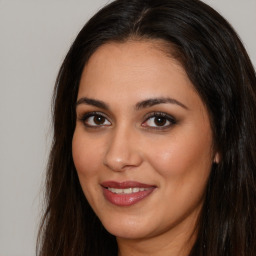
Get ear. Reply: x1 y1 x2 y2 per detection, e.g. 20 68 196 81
213 152 220 164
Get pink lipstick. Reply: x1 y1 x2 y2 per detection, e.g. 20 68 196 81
101 181 156 206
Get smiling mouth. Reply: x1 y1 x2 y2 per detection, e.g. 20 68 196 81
107 187 151 194
101 181 156 206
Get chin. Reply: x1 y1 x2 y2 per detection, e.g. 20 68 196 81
100 215 156 240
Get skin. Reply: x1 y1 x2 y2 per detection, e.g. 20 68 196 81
72 40 218 256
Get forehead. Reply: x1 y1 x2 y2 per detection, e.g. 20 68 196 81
78 40 203 112
80 41 187 87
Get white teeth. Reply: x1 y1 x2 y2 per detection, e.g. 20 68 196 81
107 187 150 194
123 188 132 194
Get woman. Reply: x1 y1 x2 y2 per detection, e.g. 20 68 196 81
37 0 256 255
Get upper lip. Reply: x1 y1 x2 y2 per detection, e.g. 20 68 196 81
101 181 156 189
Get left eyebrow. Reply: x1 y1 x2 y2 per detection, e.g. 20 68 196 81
135 97 188 110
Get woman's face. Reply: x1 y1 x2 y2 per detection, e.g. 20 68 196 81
72 41 217 242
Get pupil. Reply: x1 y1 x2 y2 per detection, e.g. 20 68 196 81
154 117 166 126
94 116 105 125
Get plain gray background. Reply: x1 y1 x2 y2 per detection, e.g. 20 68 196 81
0 1 255 255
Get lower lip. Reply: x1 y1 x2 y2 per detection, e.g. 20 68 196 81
102 187 155 206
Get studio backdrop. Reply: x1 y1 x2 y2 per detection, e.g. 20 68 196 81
0 1 255 256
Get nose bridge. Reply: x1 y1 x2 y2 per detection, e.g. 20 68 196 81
103 123 142 171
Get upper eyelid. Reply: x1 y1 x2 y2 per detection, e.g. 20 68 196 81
78 111 110 119
78 112 112 127
78 110 174 118
143 112 176 121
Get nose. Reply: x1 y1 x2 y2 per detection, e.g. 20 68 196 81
103 126 143 172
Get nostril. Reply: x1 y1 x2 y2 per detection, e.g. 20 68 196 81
103 152 143 172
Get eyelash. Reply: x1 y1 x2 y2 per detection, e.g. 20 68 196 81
78 111 176 130
79 111 111 128
142 112 177 130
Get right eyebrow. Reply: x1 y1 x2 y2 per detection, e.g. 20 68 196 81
76 97 109 110
135 97 188 110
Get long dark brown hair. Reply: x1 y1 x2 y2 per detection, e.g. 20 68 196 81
37 0 256 255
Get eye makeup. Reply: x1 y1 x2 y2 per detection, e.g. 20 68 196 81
78 111 111 128
78 110 177 131
142 111 177 130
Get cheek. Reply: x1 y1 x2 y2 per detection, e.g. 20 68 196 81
146 129 213 180
72 130 106 205
72 129 102 178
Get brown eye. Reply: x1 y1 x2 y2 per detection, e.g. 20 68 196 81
145 116 169 127
93 115 106 125
82 113 111 127
154 117 167 126
142 112 176 129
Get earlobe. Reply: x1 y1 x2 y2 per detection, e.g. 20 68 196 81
213 152 220 164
